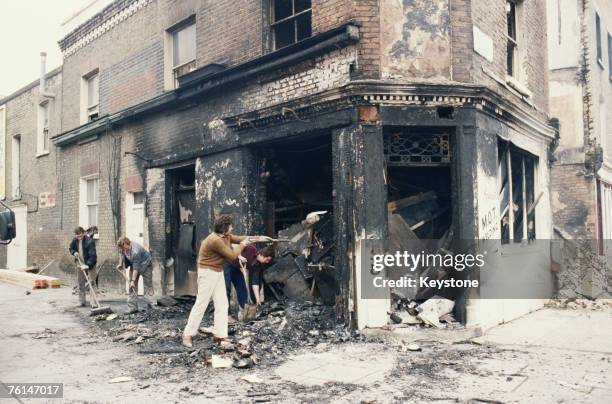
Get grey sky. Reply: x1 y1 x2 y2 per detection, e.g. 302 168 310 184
0 1 86 97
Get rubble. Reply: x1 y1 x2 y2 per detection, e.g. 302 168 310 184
265 211 337 305
242 374 264 384
210 355 233 368
545 298 612 310
91 296 365 372
416 297 455 328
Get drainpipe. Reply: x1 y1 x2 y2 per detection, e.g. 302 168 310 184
39 52 55 99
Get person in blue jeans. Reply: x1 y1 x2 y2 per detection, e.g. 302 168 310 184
224 245 274 319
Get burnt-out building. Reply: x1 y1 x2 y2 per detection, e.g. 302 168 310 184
41 0 558 328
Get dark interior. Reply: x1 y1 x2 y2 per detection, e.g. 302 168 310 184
258 134 333 234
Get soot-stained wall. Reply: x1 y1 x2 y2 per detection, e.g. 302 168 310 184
381 0 451 80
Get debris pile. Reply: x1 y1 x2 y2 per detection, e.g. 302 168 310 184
390 293 459 329
264 211 337 305
93 297 365 371
387 189 466 326
545 298 612 310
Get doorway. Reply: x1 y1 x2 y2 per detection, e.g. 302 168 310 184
7 205 27 270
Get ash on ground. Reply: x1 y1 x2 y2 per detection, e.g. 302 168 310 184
90 297 368 371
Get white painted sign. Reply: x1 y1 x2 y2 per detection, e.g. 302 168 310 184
473 25 494 62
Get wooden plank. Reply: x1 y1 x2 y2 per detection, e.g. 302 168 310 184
387 191 437 212
16 266 40 273
0 269 61 289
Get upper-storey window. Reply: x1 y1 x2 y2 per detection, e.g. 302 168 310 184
272 0 312 50
608 33 612 79
81 70 99 123
37 101 50 156
506 0 519 77
595 12 603 67
171 20 196 88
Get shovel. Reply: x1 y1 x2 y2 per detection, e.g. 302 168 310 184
76 255 112 316
238 261 257 322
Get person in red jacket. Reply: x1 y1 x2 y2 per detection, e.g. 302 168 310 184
224 244 274 314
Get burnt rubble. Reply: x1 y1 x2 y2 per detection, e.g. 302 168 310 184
264 211 337 305
92 297 367 371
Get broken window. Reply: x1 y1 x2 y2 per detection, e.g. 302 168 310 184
271 0 312 50
498 141 537 244
384 128 453 240
506 0 519 77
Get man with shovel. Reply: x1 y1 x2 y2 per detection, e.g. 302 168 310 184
69 226 98 307
116 237 153 314
224 244 275 319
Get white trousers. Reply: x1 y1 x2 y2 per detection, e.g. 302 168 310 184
183 267 229 338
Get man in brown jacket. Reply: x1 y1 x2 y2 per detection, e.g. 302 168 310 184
182 214 270 347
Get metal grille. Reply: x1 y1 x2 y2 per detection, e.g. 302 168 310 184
384 132 451 166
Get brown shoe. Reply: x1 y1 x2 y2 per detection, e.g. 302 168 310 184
212 336 228 343
182 335 193 348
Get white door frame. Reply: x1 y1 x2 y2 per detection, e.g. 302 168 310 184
124 191 145 294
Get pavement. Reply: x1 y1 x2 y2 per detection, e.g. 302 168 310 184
0 282 611 403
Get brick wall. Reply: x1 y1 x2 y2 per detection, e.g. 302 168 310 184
195 0 263 66
450 0 473 83
0 70 63 271
470 0 549 116
551 163 598 238
60 0 163 130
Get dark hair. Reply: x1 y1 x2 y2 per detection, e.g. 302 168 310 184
74 226 85 235
214 215 234 234
258 245 275 258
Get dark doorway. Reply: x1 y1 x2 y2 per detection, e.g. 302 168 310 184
168 164 197 296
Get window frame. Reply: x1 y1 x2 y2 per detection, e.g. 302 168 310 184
11 134 21 201
37 100 50 157
595 12 603 67
167 16 196 89
80 175 99 229
81 69 99 124
499 141 538 245
271 0 312 50
608 32 612 81
506 0 519 78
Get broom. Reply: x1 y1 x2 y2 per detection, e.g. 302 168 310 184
76 255 113 316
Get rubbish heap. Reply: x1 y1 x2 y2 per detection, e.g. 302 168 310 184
264 211 337 305
95 297 366 371
387 190 466 327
